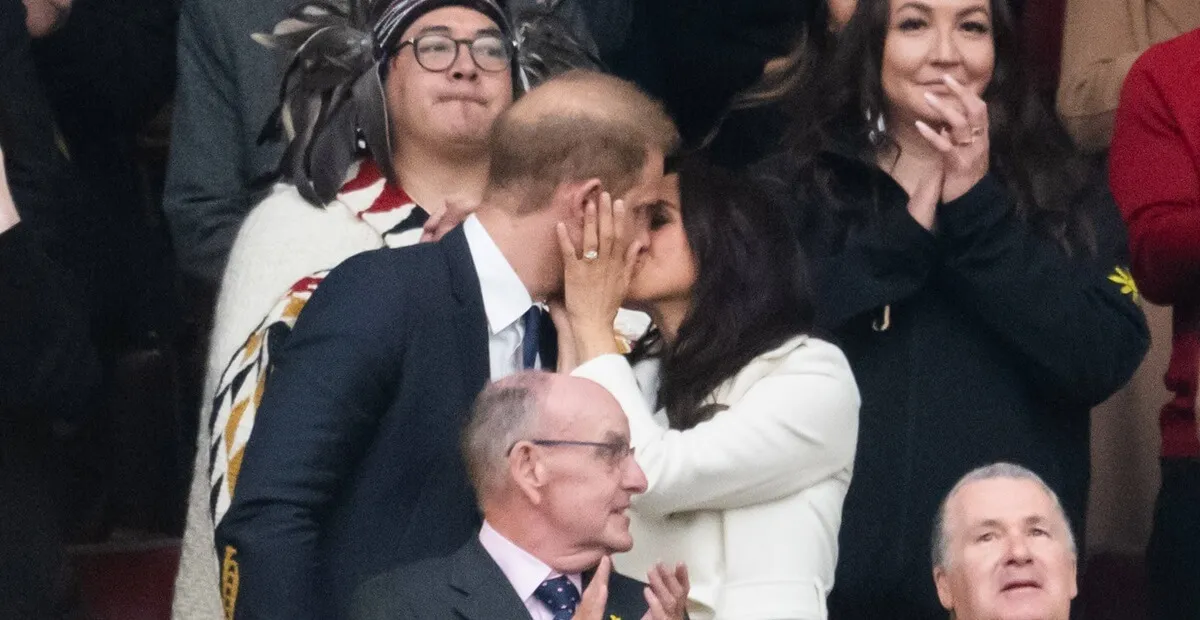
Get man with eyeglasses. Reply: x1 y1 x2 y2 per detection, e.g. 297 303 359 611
387 19 511 73
352 371 689 620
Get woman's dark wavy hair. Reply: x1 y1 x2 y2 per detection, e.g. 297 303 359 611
631 152 815 431
782 0 1096 255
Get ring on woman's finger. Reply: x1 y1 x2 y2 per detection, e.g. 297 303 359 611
970 126 985 137
583 250 599 260
955 135 977 147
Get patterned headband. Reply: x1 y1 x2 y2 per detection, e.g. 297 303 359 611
372 0 511 59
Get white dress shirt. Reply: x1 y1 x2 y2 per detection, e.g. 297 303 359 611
478 521 583 619
462 215 542 379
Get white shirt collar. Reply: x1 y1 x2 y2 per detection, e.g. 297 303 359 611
462 215 534 335
478 521 583 604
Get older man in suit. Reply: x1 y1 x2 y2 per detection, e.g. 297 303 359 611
352 371 688 620
214 69 679 620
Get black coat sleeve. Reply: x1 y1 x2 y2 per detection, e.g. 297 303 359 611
214 251 413 620
0 223 99 424
0 0 105 303
31 0 177 135
935 173 1150 406
756 157 939 332
806 206 939 331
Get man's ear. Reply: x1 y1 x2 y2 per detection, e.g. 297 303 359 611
508 442 547 505
1068 556 1078 600
565 178 604 219
934 565 955 611
555 179 603 252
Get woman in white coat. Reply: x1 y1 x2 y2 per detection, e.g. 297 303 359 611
556 152 861 620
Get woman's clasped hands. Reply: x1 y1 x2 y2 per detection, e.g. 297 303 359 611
900 73 992 230
914 73 991 204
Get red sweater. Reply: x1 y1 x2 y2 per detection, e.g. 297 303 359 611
1110 28 1200 459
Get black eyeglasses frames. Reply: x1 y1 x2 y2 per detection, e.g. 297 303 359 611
508 439 635 466
395 33 512 73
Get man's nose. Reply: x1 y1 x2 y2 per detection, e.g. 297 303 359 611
1005 534 1034 564
623 455 648 494
449 42 479 80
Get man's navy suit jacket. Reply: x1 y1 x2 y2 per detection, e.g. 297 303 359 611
351 538 653 620
215 227 495 619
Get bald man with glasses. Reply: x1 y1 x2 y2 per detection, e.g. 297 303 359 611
352 371 689 620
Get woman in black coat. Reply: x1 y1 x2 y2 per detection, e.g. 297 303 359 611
759 0 1148 618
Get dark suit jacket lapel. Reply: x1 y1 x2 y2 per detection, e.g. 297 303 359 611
448 539 533 620
441 226 490 393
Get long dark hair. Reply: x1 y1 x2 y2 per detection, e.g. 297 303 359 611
781 0 1096 255
633 153 815 431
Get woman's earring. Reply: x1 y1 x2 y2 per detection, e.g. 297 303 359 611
866 110 886 147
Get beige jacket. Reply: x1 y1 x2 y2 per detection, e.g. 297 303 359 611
1057 0 1200 152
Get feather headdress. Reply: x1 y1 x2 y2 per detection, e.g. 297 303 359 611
254 0 605 206
506 0 605 90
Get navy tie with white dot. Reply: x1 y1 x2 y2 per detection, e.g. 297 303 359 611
533 575 581 620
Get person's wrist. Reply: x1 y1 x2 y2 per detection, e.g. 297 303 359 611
942 177 975 203
574 329 620 363
943 167 988 203
564 311 615 335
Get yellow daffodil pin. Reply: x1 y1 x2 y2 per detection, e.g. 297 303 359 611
1107 266 1139 301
